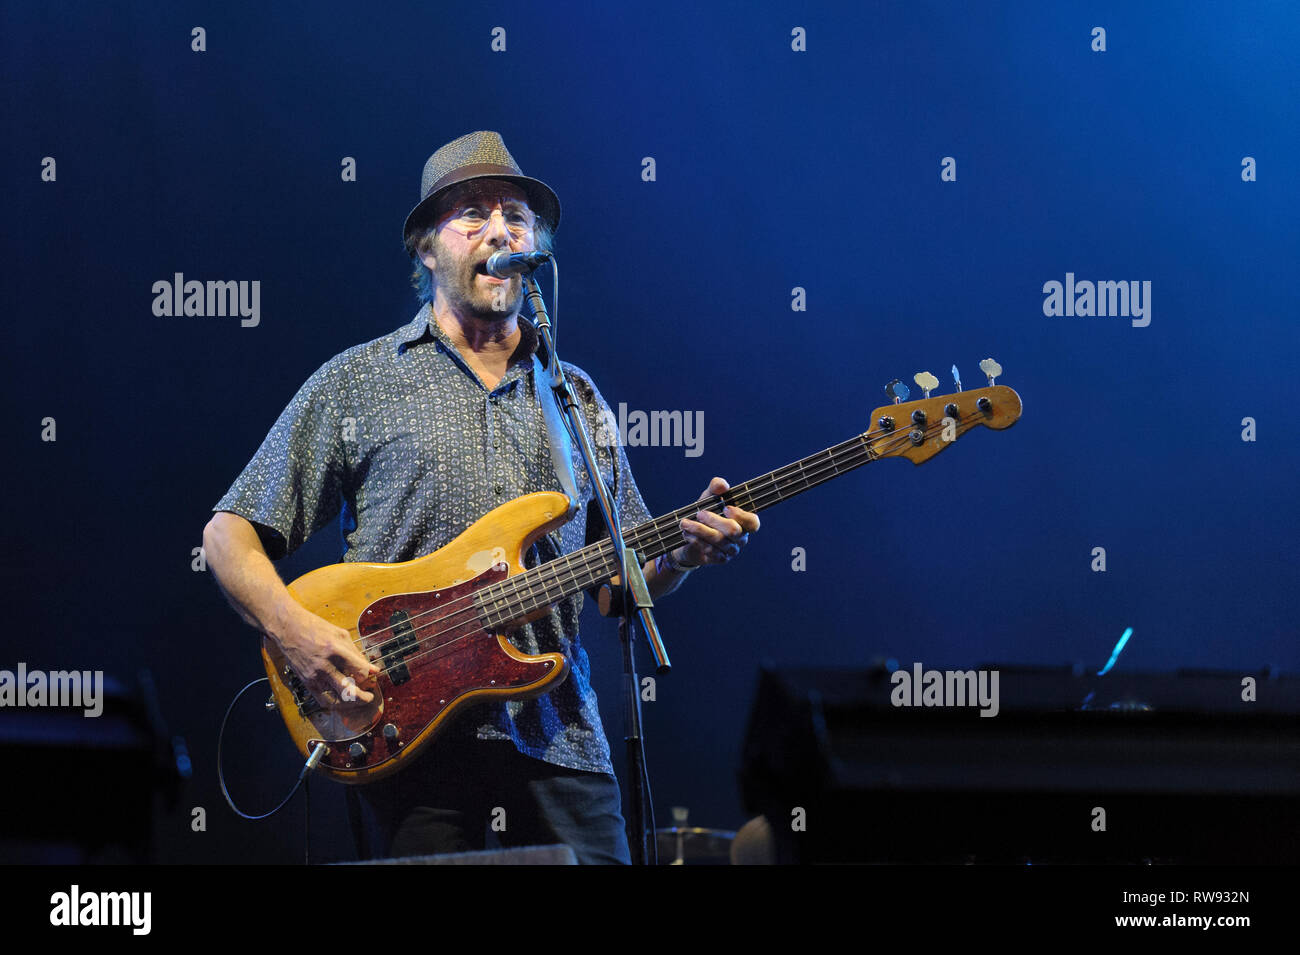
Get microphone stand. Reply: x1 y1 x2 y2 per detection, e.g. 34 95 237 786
522 268 670 867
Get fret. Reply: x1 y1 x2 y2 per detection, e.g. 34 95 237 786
474 429 885 626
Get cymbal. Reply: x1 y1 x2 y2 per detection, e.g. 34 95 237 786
655 826 736 865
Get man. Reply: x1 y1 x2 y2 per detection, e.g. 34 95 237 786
202 131 759 864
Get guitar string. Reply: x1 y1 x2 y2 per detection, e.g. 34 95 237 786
336 408 944 655
339 410 974 686
350 416 960 687
337 416 912 663
333 411 978 686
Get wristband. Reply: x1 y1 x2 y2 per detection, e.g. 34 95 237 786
659 548 700 574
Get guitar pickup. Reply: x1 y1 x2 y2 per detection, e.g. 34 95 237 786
284 668 323 718
377 609 420 685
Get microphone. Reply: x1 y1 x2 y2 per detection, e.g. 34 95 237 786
485 250 552 278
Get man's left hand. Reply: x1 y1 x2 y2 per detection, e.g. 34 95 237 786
676 476 760 567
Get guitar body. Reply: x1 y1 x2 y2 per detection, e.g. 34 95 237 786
263 491 575 784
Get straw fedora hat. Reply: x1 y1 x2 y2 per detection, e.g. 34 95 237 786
402 130 561 254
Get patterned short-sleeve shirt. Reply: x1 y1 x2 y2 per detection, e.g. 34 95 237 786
213 304 653 775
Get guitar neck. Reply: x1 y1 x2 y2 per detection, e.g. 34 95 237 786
628 430 878 561
477 430 879 628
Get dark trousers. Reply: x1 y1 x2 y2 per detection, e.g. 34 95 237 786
348 733 630 865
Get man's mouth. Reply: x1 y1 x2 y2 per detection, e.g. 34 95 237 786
474 262 506 282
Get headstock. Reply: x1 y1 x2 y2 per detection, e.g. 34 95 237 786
865 362 1022 465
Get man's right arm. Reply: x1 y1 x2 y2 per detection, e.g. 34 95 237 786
203 511 378 704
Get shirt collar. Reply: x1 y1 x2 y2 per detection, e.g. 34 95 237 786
394 304 435 353
396 303 541 360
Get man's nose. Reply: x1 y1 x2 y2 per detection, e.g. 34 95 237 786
483 207 512 245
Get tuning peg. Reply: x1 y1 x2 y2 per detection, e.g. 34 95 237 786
913 371 939 398
951 364 962 392
885 378 910 404
979 358 1002 386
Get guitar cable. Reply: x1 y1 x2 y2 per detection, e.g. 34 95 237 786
218 676 328 825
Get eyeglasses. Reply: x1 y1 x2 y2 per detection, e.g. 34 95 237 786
444 200 536 238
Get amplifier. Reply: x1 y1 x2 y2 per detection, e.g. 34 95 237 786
738 664 1300 863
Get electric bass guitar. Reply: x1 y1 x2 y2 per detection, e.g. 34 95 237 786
265 372 1022 783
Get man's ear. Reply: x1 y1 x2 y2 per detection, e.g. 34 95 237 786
420 251 436 271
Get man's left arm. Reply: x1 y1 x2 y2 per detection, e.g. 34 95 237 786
646 474 759 591
573 369 758 613
599 475 760 614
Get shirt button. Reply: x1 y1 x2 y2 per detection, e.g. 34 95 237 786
494 482 504 495
490 394 500 404
492 438 500 449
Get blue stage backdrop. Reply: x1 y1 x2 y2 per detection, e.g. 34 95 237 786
2 0 1296 864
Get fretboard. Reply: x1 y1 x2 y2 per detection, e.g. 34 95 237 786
475 428 880 628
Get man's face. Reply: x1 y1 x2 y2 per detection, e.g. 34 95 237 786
421 179 536 321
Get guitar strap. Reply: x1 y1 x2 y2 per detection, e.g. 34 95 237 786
531 350 582 511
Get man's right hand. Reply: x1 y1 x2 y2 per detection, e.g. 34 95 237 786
273 603 381 707
202 511 381 707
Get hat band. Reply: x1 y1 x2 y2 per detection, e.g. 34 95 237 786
424 162 526 200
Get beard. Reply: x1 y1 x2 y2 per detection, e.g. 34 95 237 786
429 244 525 321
